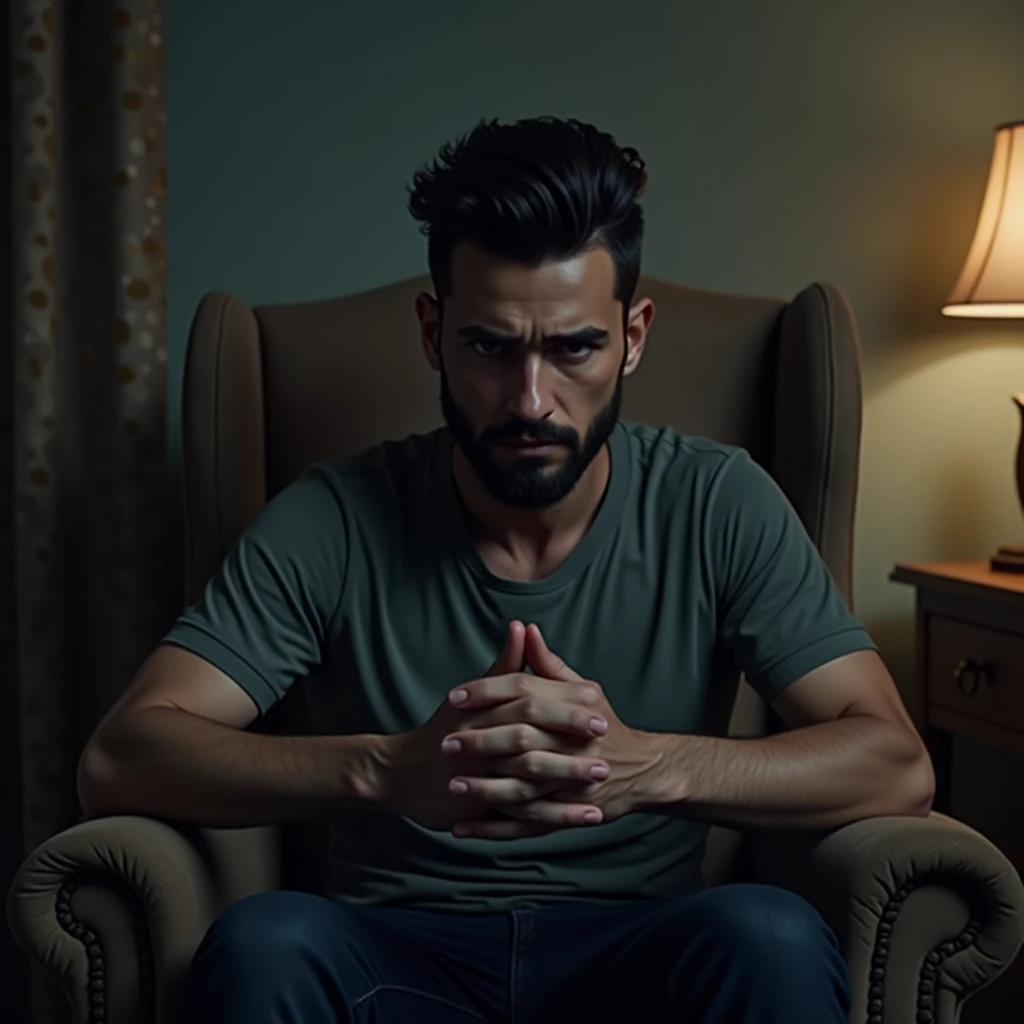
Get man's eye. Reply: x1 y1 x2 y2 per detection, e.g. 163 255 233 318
468 340 595 360
470 340 509 358
558 342 595 361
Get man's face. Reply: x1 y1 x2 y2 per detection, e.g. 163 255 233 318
418 241 650 510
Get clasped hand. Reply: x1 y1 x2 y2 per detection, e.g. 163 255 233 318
440 621 653 839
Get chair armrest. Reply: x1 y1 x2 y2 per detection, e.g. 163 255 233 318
6 815 279 1024
748 812 1024 1024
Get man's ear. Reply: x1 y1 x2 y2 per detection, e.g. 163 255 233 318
416 291 442 372
622 296 654 379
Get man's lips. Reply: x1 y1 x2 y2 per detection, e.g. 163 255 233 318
496 440 561 450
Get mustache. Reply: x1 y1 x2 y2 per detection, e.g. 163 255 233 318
484 424 574 445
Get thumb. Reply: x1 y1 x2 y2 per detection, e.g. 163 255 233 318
485 620 525 677
524 623 583 681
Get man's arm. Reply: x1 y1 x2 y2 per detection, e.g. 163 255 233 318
442 633 934 839
81 622 604 833
635 649 935 830
77 470 391 828
633 447 933 832
77 644 389 827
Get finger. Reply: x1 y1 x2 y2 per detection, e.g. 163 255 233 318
464 698 608 739
450 673 601 711
484 620 525 677
451 756 606 800
448 775 545 803
501 799 604 827
524 623 584 682
493 751 609 784
455 800 603 837
442 723 561 757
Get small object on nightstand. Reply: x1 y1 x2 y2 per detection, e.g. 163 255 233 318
940 121 1024 573
990 392 1024 572
890 560 1024 816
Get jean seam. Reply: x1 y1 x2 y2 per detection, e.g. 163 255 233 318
350 983 488 1021
511 911 531 1024
509 912 519 1024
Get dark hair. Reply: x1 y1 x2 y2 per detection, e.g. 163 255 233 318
408 117 647 310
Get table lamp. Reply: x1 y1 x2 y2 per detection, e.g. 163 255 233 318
941 120 1024 572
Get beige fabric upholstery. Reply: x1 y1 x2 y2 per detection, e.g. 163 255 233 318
8 276 1024 1024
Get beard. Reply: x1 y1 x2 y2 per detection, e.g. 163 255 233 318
439 366 623 510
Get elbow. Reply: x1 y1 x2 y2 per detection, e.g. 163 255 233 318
903 747 936 818
76 734 124 819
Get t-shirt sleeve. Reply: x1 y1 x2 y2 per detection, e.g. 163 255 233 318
161 467 347 716
705 449 876 703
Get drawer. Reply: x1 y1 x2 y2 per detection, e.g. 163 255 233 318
926 615 1024 730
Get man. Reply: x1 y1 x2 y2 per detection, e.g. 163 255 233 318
78 116 934 1024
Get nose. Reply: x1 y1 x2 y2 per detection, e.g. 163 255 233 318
505 351 554 424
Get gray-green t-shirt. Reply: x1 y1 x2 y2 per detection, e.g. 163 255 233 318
163 421 875 912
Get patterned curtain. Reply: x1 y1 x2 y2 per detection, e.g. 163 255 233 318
6 2 169 1019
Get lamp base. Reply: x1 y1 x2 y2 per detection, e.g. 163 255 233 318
990 545 1024 573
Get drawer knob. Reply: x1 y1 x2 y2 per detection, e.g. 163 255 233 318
953 658 993 696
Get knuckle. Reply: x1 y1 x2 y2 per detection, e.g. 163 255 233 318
516 725 534 751
517 782 536 802
524 698 543 721
515 674 532 696
522 752 544 776
585 682 603 701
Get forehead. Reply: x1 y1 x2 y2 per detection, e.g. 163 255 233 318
446 241 618 324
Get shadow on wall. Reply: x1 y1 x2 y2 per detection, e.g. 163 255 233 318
931 455 1014 557
858 437 1020 689
863 155 1024 398
860 614 916 692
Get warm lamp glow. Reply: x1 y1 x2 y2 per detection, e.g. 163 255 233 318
942 303 1024 318
942 122 1024 319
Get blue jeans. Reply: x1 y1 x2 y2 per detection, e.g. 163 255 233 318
185 883 851 1023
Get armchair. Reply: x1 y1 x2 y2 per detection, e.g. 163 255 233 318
9 276 1024 1023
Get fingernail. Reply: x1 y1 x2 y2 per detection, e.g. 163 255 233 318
583 810 602 824
589 764 609 780
449 779 469 794
589 717 608 734
450 689 469 704
442 738 461 754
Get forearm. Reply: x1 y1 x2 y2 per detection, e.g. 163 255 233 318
78 707 389 828
638 715 933 831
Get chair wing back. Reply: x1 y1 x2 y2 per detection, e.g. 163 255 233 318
181 274 863 887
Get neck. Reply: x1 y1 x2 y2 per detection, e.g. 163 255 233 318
451 442 611 572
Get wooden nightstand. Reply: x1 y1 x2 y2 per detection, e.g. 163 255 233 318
891 561 1024 816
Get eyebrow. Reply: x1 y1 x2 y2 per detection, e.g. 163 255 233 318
456 324 610 345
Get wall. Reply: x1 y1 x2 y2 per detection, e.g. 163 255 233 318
165 0 1024 914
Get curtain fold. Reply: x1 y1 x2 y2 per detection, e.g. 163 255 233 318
9 2 170 1019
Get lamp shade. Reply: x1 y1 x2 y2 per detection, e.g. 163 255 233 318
943 121 1024 318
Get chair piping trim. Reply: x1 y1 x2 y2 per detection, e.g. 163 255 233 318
806 283 837 561
55 873 156 1024
210 295 229 585
866 869 983 1024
